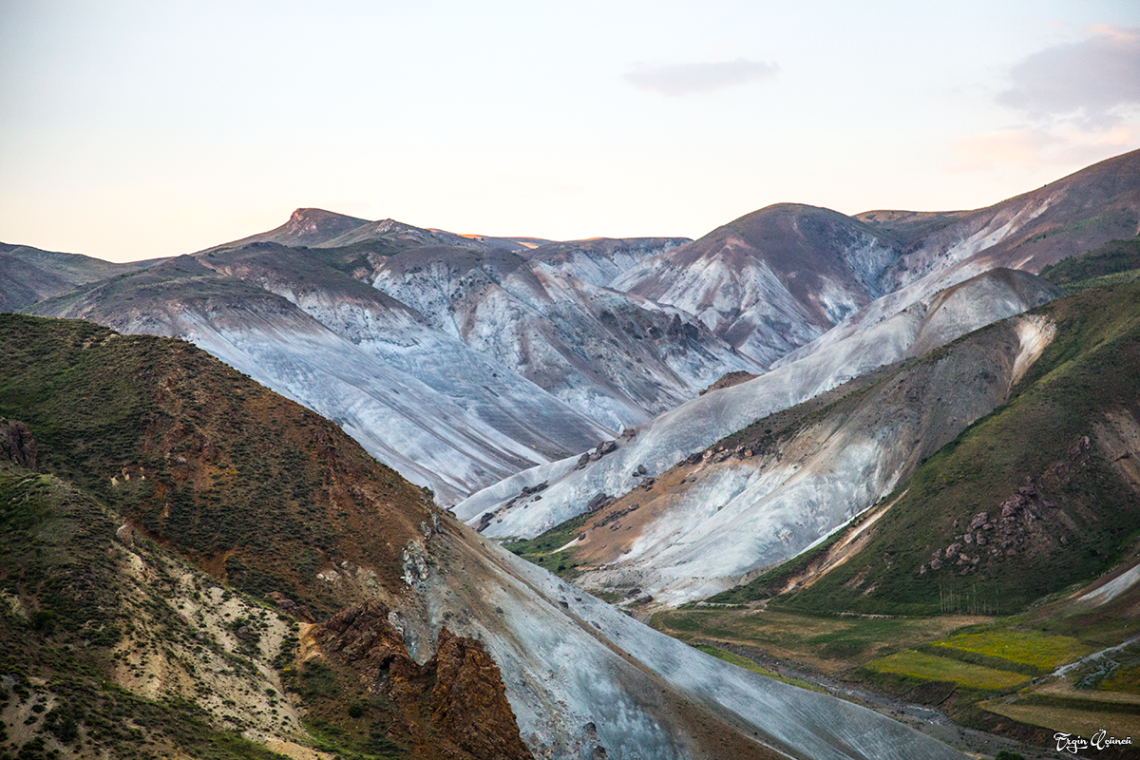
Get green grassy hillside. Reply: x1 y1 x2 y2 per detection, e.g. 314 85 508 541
0 465 299 760
1039 236 1140 289
712 280 1140 615
0 313 430 617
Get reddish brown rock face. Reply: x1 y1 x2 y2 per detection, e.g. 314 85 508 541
313 601 534 760
429 628 536 760
0 418 37 470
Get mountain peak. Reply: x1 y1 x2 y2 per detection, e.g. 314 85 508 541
280 207 369 241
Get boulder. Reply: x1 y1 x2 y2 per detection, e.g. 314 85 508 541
1001 497 1024 520
477 511 497 532
587 492 616 511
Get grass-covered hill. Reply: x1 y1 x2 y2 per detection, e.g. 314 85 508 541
0 313 430 616
0 314 534 760
1039 235 1140 290
712 277 1140 616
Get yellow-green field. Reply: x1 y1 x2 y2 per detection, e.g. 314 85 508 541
1037 679 1140 704
1101 664 1140 695
982 700 1140 739
652 608 989 673
867 650 1031 690
932 629 1092 670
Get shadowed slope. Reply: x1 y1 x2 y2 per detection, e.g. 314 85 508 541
0 243 147 311
0 312 427 612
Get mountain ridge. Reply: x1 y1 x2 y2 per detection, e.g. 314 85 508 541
456 267 1060 543
0 312 969 760
8 150 1140 760
612 202 902 365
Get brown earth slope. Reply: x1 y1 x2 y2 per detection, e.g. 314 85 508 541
0 313 533 760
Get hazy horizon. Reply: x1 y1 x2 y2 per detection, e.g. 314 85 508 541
2 0 1139 263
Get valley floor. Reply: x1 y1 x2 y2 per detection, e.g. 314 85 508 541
652 606 1140 759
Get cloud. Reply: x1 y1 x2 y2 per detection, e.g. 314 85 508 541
998 26 1140 126
624 58 778 96
949 26 1140 174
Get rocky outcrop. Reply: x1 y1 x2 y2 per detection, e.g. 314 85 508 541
596 502 639 528
430 629 534 760
699 371 760 395
313 601 534 760
586 492 615 512
924 441 1092 578
577 440 618 467
0 418 37 470
477 510 497 532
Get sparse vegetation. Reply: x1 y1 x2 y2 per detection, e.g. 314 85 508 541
502 512 591 579
0 313 429 618
281 660 406 759
0 314 503 759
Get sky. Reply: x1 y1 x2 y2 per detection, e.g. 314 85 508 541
2 0 1139 262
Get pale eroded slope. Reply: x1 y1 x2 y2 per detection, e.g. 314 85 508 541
455 269 1057 538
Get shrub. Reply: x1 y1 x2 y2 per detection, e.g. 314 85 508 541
30 610 56 634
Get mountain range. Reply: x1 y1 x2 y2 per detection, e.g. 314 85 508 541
3 147 1140 759
0 314 964 760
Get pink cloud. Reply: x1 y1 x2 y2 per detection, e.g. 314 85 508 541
950 126 1137 172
